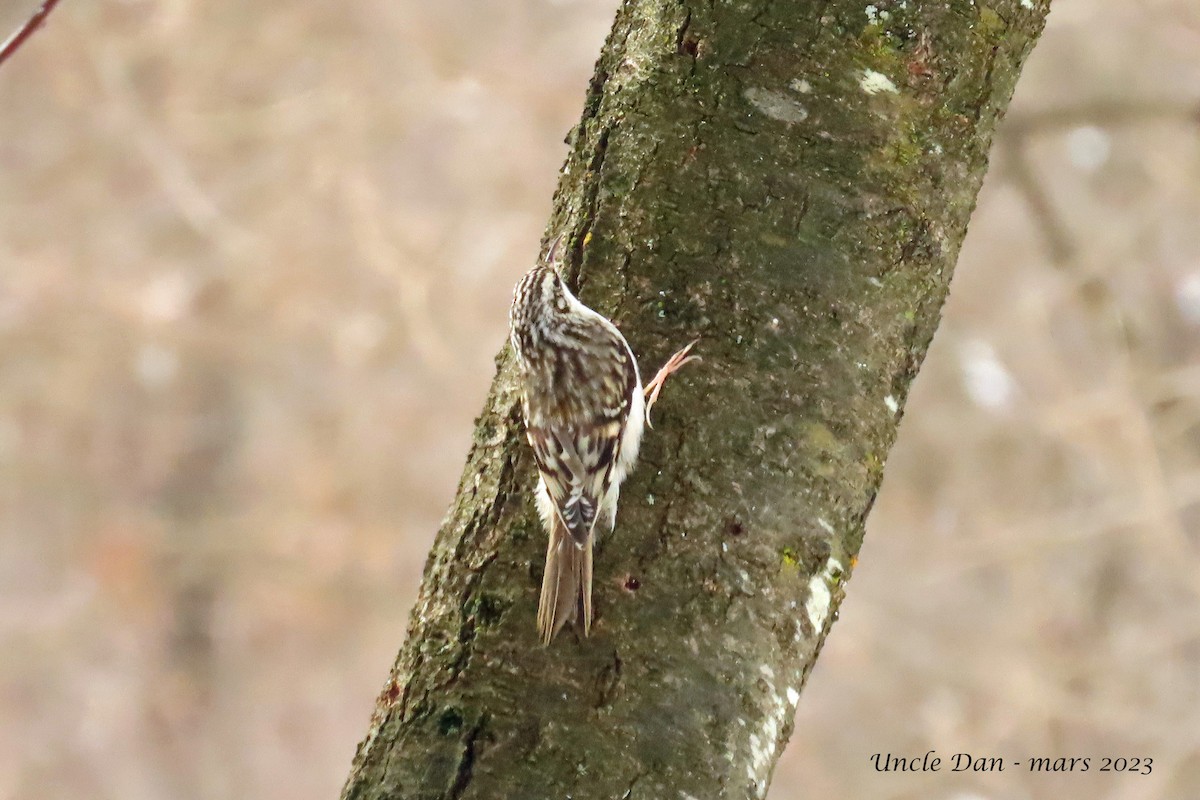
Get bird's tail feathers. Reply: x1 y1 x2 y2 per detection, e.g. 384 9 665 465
537 517 592 644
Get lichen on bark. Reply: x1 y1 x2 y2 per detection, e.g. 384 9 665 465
341 2 1049 799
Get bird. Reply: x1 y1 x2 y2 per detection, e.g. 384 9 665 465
509 235 697 644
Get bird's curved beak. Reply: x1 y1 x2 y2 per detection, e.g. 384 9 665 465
544 232 565 267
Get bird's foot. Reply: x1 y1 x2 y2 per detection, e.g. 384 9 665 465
644 339 700 428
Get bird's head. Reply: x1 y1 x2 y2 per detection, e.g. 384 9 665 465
511 235 574 329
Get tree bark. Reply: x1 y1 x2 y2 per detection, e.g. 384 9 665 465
342 1 1048 798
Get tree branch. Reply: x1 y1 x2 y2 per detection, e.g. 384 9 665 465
0 0 62 69
341 1 1050 798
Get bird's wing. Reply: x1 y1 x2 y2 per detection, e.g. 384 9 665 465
528 421 620 545
523 313 639 545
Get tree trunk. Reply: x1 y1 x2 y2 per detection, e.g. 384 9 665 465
341 1 1049 798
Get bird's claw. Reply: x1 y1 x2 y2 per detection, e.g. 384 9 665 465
644 338 700 428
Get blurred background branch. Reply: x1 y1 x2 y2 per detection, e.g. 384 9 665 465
0 0 62 68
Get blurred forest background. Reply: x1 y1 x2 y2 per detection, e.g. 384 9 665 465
2 1 1199 799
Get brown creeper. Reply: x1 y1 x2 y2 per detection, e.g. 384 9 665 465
509 238 697 643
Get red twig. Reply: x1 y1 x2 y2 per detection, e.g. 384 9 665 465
0 0 63 69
